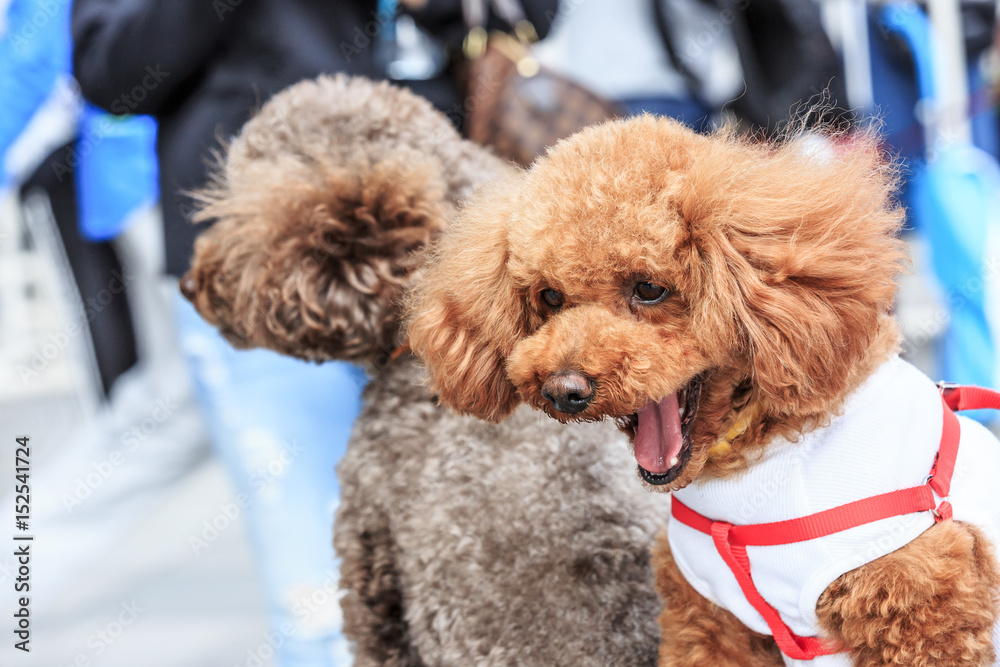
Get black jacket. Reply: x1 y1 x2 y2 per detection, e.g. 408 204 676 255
72 0 482 275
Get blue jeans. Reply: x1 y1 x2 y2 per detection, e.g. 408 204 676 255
175 292 367 666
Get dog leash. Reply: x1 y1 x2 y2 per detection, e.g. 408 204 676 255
671 382 1000 660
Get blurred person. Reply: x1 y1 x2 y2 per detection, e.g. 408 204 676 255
534 0 847 133
0 0 211 620
0 0 150 394
70 1 554 665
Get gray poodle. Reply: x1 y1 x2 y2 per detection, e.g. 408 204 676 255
181 74 668 666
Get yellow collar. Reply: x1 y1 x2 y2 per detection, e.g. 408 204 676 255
707 405 760 457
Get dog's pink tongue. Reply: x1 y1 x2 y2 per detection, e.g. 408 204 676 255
634 393 684 474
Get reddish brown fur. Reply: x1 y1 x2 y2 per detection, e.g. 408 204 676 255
409 115 1000 664
652 534 783 666
405 184 529 420
409 115 907 481
816 521 1000 666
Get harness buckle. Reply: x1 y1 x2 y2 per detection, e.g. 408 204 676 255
931 501 954 523
936 381 959 396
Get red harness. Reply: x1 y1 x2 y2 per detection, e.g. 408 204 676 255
671 384 1000 660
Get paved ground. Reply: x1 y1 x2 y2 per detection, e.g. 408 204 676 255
0 394 270 667
0 193 273 667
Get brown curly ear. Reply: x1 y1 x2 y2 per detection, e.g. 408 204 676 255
406 181 529 422
684 131 907 414
186 154 446 364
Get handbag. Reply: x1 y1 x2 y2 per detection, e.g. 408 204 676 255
460 0 623 166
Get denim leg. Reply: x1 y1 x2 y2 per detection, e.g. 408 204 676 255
174 292 367 666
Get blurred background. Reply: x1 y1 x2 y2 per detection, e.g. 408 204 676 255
0 0 998 665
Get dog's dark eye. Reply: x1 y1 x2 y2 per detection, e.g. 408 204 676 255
633 281 668 303
541 288 564 309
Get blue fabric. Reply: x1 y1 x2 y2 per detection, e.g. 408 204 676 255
880 5 935 101
0 0 70 184
0 0 158 240
868 5 925 170
913 145 1000 420
875 3 1000 420
621 96 711 131
175 293 367 666
969 65 999 162
76 105 158 240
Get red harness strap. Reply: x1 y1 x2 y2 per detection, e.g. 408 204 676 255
671 384 1000 661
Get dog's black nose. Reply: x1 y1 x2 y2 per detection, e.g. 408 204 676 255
541 372 594 414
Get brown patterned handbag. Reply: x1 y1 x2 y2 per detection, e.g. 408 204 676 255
460 0 623 166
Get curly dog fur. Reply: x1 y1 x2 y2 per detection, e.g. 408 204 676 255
407 117 1000 665
183 74 670 665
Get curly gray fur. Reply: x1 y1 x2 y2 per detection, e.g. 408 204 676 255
337 357 668 666
184 74 669 666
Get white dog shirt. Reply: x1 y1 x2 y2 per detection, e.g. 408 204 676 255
669 356 1000 665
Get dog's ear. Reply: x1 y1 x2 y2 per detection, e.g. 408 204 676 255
185 154 447 365
181 74 514 367
685 132 907 414
406 181 529 422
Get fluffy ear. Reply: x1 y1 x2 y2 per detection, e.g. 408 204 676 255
182 73 513 366
185 154 446 365
683 131 907 414
406 180 529 422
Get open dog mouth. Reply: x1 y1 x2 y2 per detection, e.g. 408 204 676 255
616 376 703 486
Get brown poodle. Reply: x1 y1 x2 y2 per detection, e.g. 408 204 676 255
407 116 1000 665
183 74 672 666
